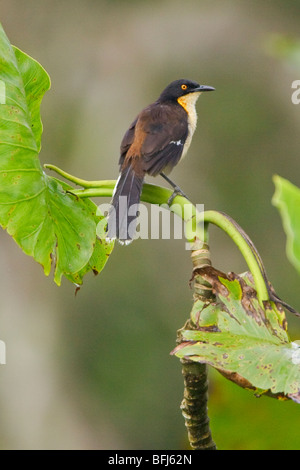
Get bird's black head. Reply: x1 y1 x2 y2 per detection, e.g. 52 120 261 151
158 79 215 103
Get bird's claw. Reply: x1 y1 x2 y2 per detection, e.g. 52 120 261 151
167 187 190 205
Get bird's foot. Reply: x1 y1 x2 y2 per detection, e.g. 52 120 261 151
167 187 190 205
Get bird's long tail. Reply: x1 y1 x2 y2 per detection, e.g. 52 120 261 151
106 165 144 244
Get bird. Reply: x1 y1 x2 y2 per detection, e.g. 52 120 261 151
106 79 215 244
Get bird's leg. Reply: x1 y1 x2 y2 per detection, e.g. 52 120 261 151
160 172 190 204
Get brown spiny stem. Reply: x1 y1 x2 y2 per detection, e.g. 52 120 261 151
178 240 216 450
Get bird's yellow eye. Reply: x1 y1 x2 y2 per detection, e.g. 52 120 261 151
181 84 187 90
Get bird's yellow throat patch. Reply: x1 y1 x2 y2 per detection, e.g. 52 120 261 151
177 91 201 160
177 91 201 150
177 91 201 116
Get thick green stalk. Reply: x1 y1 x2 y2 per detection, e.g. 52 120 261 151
179 239 216 450
202 211 269 302
180 361 216 450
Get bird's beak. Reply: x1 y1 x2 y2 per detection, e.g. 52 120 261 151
194 85 215 92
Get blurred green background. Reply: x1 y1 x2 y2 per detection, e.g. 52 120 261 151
1 0 300 450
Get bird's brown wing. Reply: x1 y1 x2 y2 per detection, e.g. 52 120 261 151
119 117 138 168
120 103 188 176
139 103 188 176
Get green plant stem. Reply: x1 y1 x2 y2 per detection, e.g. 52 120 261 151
44 164 114 188
203 211 269 302
45 165 270 302
178 240 216 450
180 361 216 450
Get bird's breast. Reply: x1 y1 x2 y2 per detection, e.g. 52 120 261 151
177 92 200 160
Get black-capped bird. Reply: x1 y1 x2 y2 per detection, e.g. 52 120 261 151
107 79 214 244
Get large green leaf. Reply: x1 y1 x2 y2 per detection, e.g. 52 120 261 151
172 267 300 403
0 24 113 285
272 175 300 274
